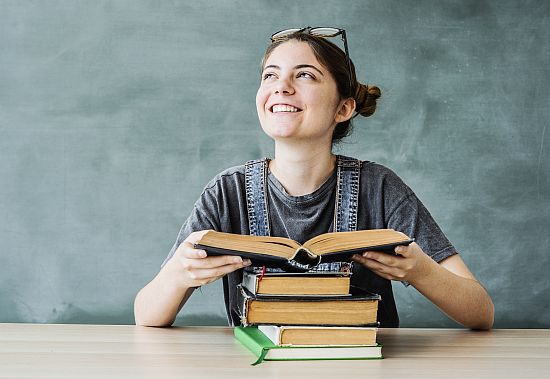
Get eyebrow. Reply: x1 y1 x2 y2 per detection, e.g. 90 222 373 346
263 64 325 76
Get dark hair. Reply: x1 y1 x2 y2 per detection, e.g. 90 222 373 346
260 32 381 144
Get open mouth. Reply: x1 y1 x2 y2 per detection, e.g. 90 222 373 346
270 104 303 113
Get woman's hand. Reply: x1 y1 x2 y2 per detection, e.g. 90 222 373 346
134 230 251 327
353 242 494 329
166 230 252 289
352 242 432 283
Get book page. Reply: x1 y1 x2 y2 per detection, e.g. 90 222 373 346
199 231 301 258
303 229 410 254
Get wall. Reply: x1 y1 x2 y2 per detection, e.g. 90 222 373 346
1 0 549 327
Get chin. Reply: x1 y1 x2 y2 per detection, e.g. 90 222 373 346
261 123 299 139
264 130 296 141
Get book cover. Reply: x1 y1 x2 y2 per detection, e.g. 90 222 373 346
242 268 351 296
195 229 414 272
236 285 380 326
234 326 382 365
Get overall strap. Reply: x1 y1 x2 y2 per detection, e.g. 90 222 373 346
226 158 271 327
333 155 361 232
244 158 271 237
312 155 362 273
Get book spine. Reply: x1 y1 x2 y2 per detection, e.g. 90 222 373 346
257 325 282 345
241 271 258 295
236 285 248 326
290 247 321 270
234 327 270 365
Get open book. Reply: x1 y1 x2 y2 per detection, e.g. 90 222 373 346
195 229 413 272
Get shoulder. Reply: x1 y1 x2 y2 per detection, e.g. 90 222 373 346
202 164 246 193
360 160 414 195
360 160 395 176
191 165 247 214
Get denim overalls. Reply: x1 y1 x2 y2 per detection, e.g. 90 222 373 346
223 155 399 327
244 154 361 273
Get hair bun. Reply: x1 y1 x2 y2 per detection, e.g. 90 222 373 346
354 83 381 118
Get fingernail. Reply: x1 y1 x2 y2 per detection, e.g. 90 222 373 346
242 259 252 266
233 257 243 264
365 252 372 259
198 250 207 258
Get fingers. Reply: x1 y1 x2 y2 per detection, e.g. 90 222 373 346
395 242 424 256
353 242 415 264
352 251 408 281
352 252 392 270
184 229 212 245
182 252 251 270
356 250 400 266
181 243 207 259
187 262 250 285
171 236 252 287
352 253 395 280
178 240 249 265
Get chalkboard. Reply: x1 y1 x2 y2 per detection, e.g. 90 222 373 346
1 0 548 328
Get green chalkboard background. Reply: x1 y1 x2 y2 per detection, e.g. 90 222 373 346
1 0 549 327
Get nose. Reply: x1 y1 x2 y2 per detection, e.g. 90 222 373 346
273 76 295 95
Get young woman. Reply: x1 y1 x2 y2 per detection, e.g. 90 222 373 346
134 27 494 329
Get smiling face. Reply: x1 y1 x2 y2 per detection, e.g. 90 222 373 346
256 41 349 144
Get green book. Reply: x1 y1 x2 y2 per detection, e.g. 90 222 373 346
234 326 383 365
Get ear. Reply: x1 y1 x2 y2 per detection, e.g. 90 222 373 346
334 97 356 123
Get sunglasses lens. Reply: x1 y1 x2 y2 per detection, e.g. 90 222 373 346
309 27 341 37
271 28 304 40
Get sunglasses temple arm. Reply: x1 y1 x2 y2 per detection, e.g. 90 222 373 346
341 31 353 93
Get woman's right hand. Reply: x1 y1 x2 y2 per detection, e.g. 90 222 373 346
166 230 252 289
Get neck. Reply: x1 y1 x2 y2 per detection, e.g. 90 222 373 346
270 142 336 196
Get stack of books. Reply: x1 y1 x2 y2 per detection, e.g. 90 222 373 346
193 229 412 364
233 268 383 365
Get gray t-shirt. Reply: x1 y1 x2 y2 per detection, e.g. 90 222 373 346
163 160 457 327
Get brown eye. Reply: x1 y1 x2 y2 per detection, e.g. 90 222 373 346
262 72 276 80
297 71 315 79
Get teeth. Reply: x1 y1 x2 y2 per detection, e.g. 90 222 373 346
272 104 300 113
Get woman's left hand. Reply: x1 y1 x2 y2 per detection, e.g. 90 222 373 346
352 242 432 283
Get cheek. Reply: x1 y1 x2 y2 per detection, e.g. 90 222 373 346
256 86 269 112
312 93 340 118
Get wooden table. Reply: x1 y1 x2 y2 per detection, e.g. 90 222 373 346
0 324 548 378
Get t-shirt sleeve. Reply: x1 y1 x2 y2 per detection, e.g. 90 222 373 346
387 192 457 263
383 169 457 263
161 185 222 268
380 169 457 287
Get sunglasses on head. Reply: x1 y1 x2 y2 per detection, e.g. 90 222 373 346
270 27 353 91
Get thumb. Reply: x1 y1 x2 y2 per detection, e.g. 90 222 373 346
395 243 413 257
185 229 212 245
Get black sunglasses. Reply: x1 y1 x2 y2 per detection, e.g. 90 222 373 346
270 27 353 92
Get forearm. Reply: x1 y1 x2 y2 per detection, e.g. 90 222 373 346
134 266 195 327
409 259 494 330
